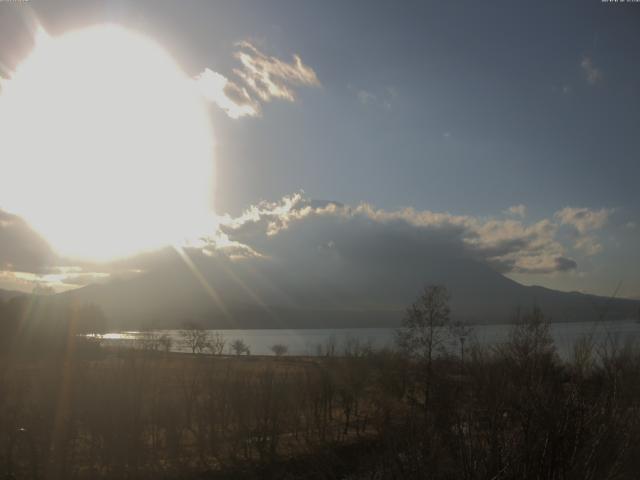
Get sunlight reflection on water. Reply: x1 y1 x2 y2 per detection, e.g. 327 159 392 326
88 331 141 340
91 320 640 360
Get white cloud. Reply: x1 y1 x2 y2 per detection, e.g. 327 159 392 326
574 236 603 256
0 268 111 293
2 198 616 293
505 204 527 218
581 56 603 85
233 41 320 102
195 69 258 119
554 207 611 234
554 206 612 256
216 193 581 275
196 41 320 119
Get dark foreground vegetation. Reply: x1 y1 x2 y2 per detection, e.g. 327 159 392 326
1 288 640 479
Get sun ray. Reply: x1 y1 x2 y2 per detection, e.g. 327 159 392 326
214 257 288 328
173 245 232 322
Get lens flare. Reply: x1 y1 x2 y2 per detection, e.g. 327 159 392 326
0 25 215 261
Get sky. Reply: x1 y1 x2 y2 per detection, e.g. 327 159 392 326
0 0 639 300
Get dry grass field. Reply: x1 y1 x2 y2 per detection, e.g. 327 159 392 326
2 317 640 480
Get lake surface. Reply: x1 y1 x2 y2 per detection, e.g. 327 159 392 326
99 319 640 360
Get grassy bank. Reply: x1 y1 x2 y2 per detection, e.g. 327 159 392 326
1 317 640 479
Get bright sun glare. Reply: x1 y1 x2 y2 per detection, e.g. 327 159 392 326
0 25 215 262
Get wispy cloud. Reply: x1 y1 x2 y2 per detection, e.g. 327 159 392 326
581 56 603 85
505 204 527 218
554 206 612 256
195 69 258 119
357 89 376 105
234 41 320 102
356 86 398 109
555 207 610 234
196 41 320 119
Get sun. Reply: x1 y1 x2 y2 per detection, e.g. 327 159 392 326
0 25 215 262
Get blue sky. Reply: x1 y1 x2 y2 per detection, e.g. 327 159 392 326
0 0 639 298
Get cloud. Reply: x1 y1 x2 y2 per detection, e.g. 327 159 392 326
357 90 376 105
0 269 110 292
554 256 578 272
216 193 579 276
466 218 572 274
234 41 320 102
195 69 259 119
196 41 320 119
356 86 397 109
505 204 526 218
581 56 603 85
555 207 610 233
574 236 603 256
0 208 152 291
554 206 611 255
383 87 398 108
3 197 617 295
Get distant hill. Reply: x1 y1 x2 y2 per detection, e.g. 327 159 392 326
62 247 640 331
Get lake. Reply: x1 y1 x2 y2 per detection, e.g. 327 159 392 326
98 319 640 360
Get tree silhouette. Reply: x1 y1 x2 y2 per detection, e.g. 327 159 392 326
270 344 288 356
396 284 451 412
230 338 250 356
180 321 210 354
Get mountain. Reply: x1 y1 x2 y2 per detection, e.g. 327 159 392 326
62 247 640 330
0 289 26 302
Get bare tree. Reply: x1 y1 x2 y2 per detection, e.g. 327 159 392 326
343 335 373 358
270 344 288 356
502 305 556 368
180 322 210 354
316 334 337 357
396 285 451 411
206 332 226 355
230 338 250 356
396 285 451 361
